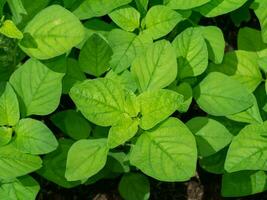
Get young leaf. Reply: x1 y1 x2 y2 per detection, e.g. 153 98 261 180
144 5 183 40
0 20 23 39
131 40 177 92
19 5 85 59
130 118 197 181
65 139 109 181
14 118 58 155
194 72 254 116
172 27 208 79
0 127 12 147
164 0 210 10
9 58 64 117
79 34 112 77
119 173 150 200
109 6 140 32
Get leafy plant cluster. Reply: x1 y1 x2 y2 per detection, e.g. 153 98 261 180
0 0 267 199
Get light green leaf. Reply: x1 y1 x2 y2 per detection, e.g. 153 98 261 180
194 72 254 116
109 6 140 32
0 20 23 39
172 27 208 79
208 51 262 92
0 82 20 126
108 29 152 73
144 5 182 40
225 122 267 172
222 171 267 197
19 5 85 59
79 34 112 77
252 0 267 43
186 117 233 157
137 89 183 130
9 58 64 117
0 176 40 200
130 118 197 181
132 40 177 92
14 118 58 155
119 173 150 200
73 0 132 20
164 0 210 10
0 144 42 179
65 139 109 181
197 0 247 17
108 117 139 149
0 127 12 147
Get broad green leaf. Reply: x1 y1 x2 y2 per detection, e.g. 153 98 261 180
73 0 132 20
222 171 267 197
144 5 183 39
0 127 12 147
164 0 210 10
79 34 112 77
225 122 267 172
65 139 109 181
208 51 262 92
0 82 19 126
172 27 208 78
108 117 139 149
252 0 267 43
0 176 40 200
197 0 247 17
14 118 58 155
119 173 150 200
51 110 91 140
19 5 85 60
174 82 192 113
130 118 197 181
0 144 42 179
198 26 225 64
194 72 254 116
108 29 152 73
70 78 139 127
0 20 23 39
132 40 177 92
9 58 64 117
109 6 140 32
37 139 80 188
137 89 183 130
186 117 233 157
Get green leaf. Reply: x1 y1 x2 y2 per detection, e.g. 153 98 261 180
174 82 192 113
137 89 183 130
225 122 267 172
0 127 12 147
197 0 247 17
79 34 112 77
119 173 150 200
252 0 267 43
0 143 42 179
194 72 254 116
0 82 20 126
130 118 197 181
19 5 85 60
65 139 109 181
70 78 139 127
134 0 149 16
109 6 140 32
108 117 139 149
172 27 208 79
186 117 233 157
51 110 91 140
9 58 64 117
0 176 40 200
164 0 210 10
108 29 152 73
0 20 23 39
132 40 177 92
144 5 183 39
208 51 262 93
73 0 132 20
221 171 267 197
14 118 58 155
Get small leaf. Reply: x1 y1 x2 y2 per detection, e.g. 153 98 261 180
0 127 12 147
0 20 23 39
